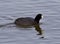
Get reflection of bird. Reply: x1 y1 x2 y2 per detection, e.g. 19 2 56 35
15 14 43 36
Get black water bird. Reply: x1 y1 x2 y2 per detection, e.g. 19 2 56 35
15 14 43 35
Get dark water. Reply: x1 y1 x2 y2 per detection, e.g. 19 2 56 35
0 0 60 44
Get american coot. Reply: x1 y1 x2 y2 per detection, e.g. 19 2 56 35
15 14 43 35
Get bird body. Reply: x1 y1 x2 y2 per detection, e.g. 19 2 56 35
15 17 35 27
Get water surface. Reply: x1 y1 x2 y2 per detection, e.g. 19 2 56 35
0 0 60 44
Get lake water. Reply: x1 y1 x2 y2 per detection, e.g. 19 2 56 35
0 0 60 44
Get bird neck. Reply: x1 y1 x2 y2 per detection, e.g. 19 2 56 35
34 17 40 24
